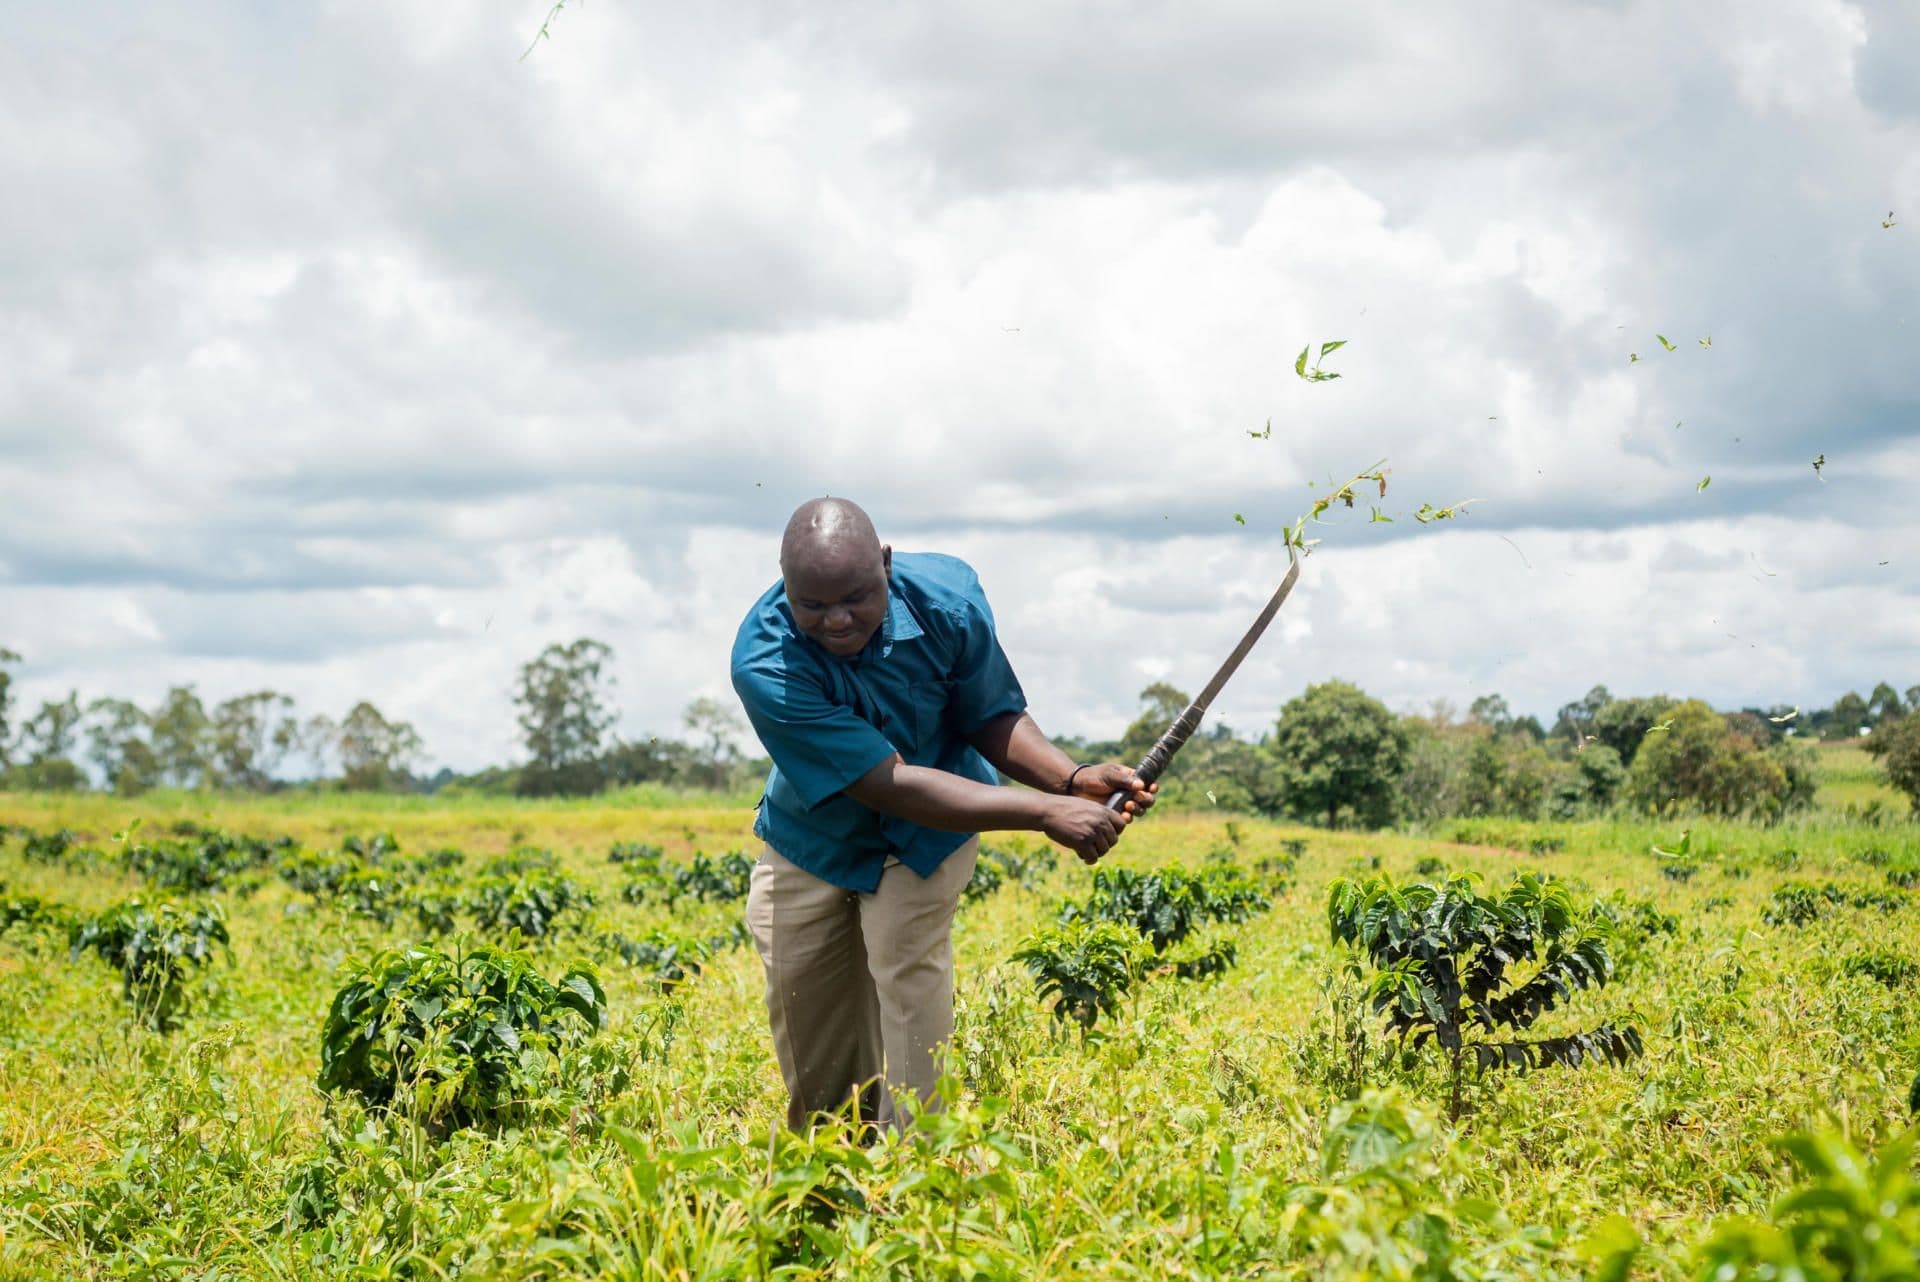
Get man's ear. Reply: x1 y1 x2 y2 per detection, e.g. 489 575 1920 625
881 545 892 575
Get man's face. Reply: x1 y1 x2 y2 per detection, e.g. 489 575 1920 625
783 546 891 658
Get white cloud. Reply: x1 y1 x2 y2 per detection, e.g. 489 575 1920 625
2 0 1916 772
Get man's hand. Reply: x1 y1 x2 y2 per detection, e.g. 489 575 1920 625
1039 795 1130 865
1070 762 1159 818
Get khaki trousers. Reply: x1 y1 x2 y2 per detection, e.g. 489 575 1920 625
745 839 978 1131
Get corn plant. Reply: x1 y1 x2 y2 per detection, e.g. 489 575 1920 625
1327 872 1642 1118
315 939 607 1130
67 898 231 1031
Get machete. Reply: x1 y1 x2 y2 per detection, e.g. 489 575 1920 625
1104 548 1302 811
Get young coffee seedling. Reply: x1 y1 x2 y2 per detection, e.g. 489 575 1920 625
1011 922 1137 1035
1327 872 1642 1118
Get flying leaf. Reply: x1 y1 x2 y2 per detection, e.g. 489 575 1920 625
1812 453 1825 480
1646 718 1675 736
1319 340 1347 358
1769 709 1799 723
1884 211 1898 229
1651 829 1692 858
1233 513 1246 526
1698 336 1712 348
1628 353 1640 364
1657 335 1676 352
1696 476 1711 492
1295 346 1310 379
1369 507 1393 523
1412 498 1482 524
1248 418 1273 440
1205 790 1218 805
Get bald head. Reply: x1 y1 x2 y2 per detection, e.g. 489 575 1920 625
780 497 881 574
779 498 892 658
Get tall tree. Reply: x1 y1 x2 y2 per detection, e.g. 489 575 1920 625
1270 680 1408 829
1119 682 1191 764
0 647 18 767
85 697 160 795
1824 691 1870 740
683 696 745 790
19 691 83 764
336 702 423 791
514 638 616 796
210 691 301 791
151 685 213 788
1867 682 1905 727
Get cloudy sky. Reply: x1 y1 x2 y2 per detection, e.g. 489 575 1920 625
3 0 1917 772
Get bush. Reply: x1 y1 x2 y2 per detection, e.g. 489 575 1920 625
1327 872 1642 1117
1865 713 1920 812
1011 922 1137 1032
467 870 593 939
1625 700 1806 819
1060 865 1268 953
315 940 608 1129
67 899 231 1031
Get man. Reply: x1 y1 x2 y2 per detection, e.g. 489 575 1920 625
731 497 1156 1130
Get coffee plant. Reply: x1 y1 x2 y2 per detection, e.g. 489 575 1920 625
1011 921 1137 1034
1841 949 1916 987
1060 865 1268 953
607 841 663 868
668 850 754 905
1764 880 1908 927
315 939 608 1130
67 898 231 1031
604 927 711 989
1327 872 1642 1117
467 869 593 939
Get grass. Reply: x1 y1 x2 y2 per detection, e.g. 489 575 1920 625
0 762 1915 1278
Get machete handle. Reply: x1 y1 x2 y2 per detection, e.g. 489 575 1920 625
1101 705 1204 810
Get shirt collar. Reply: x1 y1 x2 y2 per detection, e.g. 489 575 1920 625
867 580 922 659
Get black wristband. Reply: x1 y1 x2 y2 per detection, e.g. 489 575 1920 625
1062 763 1092 795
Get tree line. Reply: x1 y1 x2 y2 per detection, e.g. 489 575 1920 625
3 641 1914 816
0 640 760 798
1050 678 1920 824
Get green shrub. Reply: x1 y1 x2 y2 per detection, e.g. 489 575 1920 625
1011 921 1137 1033
315 940 607 1129
1841 950 1917 987
1060 865 1268 954
67 898 231 1030
1693 1129 1920 1281
467 869 592 939
669 850 754 904
1327 873 1641 1117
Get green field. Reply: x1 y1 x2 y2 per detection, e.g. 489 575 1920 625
2 767 1917 1279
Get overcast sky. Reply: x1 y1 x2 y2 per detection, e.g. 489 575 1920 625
3 0 1917 772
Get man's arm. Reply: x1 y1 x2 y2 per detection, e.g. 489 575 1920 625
967 709 1159 815
842 752 1132 863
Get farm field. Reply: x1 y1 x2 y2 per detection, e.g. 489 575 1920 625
2 760 1917 1279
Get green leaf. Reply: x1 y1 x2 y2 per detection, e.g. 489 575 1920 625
1657 334 1676 351
1320 340 1346 358
1295 346 1309 378
1233 513 1246 526
1696 475 1711 491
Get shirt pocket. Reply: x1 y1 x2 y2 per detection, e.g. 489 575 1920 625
907 678 955 757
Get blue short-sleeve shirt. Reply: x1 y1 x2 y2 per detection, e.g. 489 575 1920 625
730 551 1028 892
